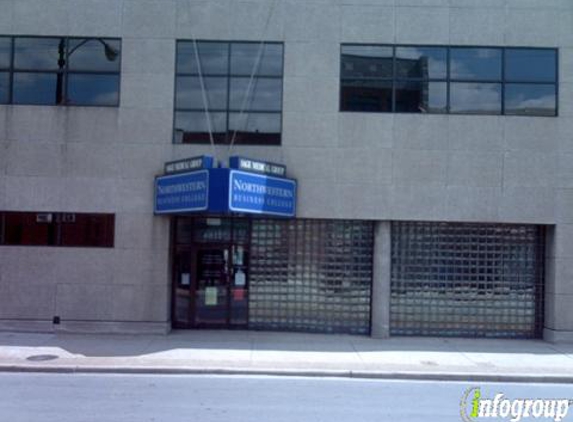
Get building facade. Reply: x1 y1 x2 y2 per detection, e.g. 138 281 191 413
0 0 572 341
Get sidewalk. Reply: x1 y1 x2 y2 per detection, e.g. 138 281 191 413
1 330 573 383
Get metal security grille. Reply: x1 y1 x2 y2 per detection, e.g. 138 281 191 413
390 222 545 338
249 219 373 334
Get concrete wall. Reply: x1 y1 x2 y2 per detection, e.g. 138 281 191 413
0 0 572 337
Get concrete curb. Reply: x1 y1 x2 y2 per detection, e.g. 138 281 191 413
2 365 573 384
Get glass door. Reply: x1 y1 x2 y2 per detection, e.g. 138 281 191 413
172 217 250 329
193 246 229 327
229 244 249 326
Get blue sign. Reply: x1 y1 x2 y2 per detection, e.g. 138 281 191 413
154 170 209 214
228 170 297 217
229 156 286 178
164 155 214 174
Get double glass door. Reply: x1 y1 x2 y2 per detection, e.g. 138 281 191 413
172 218 249 329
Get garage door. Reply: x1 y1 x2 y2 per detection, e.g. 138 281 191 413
249 219 373 335
390 222 545 338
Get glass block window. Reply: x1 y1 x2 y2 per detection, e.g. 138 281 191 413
390 222 545 339
341 45 557 116
249 219 374 335
1 36 121 106
175 41 284 145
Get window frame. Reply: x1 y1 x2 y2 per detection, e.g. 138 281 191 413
0 35 121 107
339 44 558 117
174 40 285 146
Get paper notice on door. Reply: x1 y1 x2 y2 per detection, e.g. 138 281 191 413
180 273 190 286
234 270 246 287
205 287 218 306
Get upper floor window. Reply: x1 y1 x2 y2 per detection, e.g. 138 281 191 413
174 41 284 145
0 36 121 106
340 45 557 117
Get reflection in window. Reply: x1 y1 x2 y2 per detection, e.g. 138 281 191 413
505 49 556 82
229 77 282 111
340 79 392 112
450 83 502 115
176 76 228 109
228 113 282 145
175 41 284 145
505 84 556 116
341 45 393 78
175 111 227 144
0 37 11 69
177 42 228 75
340 44 557 116
14 37 62 71
67 39 121 72
66 74 120 106
395 81 447 113
12 73 58 105
450 48 502 81
395 47 447 79
231 43 283 76
0 72 9 103
3 36 121 106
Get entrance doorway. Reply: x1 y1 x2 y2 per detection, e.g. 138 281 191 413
172 217 250 328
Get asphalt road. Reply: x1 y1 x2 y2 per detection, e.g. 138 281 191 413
2 373 573 422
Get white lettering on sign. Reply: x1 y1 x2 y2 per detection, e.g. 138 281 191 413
233 179 294 198
237 158 286 177
165 158 204 173
157 180 206 195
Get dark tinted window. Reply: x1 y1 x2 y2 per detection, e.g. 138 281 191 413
59 213 114 247
395 47 447 79
5 36 121 106
175 41 283 145
395 81 447 113
450 48 502 81
505 49 557 82
0 72 9 103
450 83 502 114
340 79 392 112
0 37 11 69
341 45 393 78
1 212 115 247
4 212 56 246
340 44 557 117
505 84 556 116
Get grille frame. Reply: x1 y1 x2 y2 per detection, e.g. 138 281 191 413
249 219 374 335
390 221 545 339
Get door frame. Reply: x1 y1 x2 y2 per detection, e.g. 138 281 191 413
170 216 251 329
